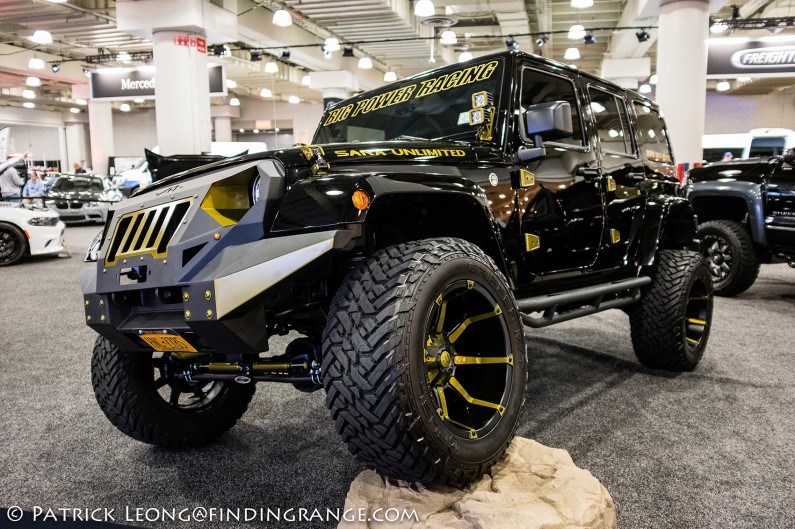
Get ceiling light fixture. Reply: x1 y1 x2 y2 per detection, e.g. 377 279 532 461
301 74 311 86
229 97 241 106
226 79 237 89
46 0 68 3
253 128 260 133
264 61 279 73
76 98 87 105
272 9 293 27
23 102 36 109
26 76 41 87
414 0 435 17
69 107 80 114
30 30 53 45
239 128 245 133
650 74 658 84
119 103 131 112
83 67 91 77
440 30 457 45
358 57 373 69
260 88 272 97
639 84 652 94
324 37 341 53
738 76 752 83
564 47 580 60
571 0 594 7
715 80 731 92
568 24 586 40
506 37 519 51
22 89 36 99
384 71 397 82
29 57 45 70
117 52 131 63
133 98 145 103
288 95 300 104
636 29 651 42
710 21 730 33
458 51 473 62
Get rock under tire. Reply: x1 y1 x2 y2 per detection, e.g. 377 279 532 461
630 250 713 371
322 238 527 487
698 220 760 297
91 336 255 448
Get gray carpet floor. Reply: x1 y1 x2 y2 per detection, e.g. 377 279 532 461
1 225 793 529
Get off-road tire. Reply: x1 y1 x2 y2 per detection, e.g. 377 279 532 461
322 238 527 487
698 220 760 296
0 222 27 266
91 336 256 448
630 250 713 371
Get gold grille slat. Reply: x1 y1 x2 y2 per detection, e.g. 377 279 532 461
105 198 192 265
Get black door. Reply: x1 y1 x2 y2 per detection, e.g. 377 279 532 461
514 65 603 279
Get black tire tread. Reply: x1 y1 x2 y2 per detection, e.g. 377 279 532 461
0 221 27 266
630 250 711 371
322 237 524 486
91 336 255 449
699 219 760 297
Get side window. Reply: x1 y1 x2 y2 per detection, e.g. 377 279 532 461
587 87 633 156
520 68 583 146
633 102 673 165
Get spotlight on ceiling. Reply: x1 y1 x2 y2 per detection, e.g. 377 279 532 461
279 49 291 59
82 66 90 77
342 47 355 58
51 62 60 73
584 32 596 45
636 29 651 42
506 37 519 51
414 0 435 17
272 9 293 27
535 35 549 48
250 51 262 62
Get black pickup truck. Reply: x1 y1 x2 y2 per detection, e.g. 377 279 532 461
687 153 795 295
81 50 713 486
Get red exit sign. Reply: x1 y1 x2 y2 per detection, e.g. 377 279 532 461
173 35 207 54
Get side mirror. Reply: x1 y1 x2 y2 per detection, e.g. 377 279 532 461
783 149 795 166
516 101 574 164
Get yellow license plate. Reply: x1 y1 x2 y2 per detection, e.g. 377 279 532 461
138 330 197 352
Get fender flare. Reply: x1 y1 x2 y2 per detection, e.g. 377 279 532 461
687 182 766 245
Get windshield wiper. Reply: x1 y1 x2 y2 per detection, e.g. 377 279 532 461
391 135 427 141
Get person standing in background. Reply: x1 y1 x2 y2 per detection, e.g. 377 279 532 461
73 162 86 174
722 152 734 162
0 163 24 200
22 173 45 205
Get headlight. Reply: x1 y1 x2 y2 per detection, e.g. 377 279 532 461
251 174 262 205
88 201 101 208
27 217 59 227
85 231 103 262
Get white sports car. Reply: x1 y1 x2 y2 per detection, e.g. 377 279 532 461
0 202 66 266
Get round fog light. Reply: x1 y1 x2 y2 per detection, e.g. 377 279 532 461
352 190 370 211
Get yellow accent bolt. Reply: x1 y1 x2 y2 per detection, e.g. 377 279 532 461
122 259 127 264
194 194 198 198
183 292 190 302
102 268 106 273
99 299 104 307
213 232 220 240
206 309 213 319
140 257 144 261
85 300 90 307
86 315 91 322
163 260 167 264
170 195 175 200
185 310 191 320
204 290 212 300
100 315 105 322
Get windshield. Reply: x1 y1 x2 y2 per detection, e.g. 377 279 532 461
313 58 504 144
51 177 104 193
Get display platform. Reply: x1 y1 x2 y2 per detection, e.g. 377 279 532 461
339 437 616 529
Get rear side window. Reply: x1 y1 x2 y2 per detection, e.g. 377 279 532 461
520 68 584 146
588 87 633 155
633 102 673 164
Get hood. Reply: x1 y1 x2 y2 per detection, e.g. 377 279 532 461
138 140 492 196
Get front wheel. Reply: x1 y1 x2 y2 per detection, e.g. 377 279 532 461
91 336 256 448
698 220 760 296
630 250 713 371
0 222 27 266
322 238 527 487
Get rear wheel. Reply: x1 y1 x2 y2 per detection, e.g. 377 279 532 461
91 336 255 448
0 222 27 266
322 238 526 486
698 220 760 296
630 250 713 371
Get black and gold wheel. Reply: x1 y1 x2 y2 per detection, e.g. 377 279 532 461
322 238 526 486
630 250 714 371
91 336 255 448
698 220 760 296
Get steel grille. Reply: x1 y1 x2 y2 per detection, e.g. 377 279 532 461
105 199 192 265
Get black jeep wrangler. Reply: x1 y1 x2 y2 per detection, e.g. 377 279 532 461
687 154 795 296
81 51 713 486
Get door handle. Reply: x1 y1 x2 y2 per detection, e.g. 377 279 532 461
627 172 646 182
576 165 602 180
